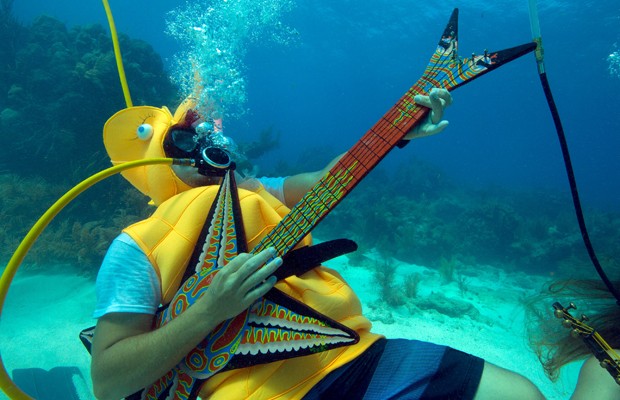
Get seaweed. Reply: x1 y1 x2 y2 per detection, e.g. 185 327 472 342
455 273 469 297
373 258 405 307
403 272 421 298
0 172 149 273
241 125 281 160
236 125 281 174
438 256 457 284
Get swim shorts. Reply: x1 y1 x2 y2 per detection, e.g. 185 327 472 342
303 338 484 400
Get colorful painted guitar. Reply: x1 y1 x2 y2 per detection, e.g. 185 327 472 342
553 302 620 386
137 8 537 399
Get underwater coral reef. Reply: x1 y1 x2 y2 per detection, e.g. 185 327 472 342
0 2 180 271
315 155 620 279
0 3 177 181
0 172 152 272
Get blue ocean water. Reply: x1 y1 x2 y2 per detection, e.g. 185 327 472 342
2 1 619 399
12 0 620 211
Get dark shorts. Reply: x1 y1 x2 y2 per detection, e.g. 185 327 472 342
303 338 484 400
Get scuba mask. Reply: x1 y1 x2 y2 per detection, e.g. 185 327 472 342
163 121 240 176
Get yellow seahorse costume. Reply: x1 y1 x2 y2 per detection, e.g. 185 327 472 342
103 100 382 398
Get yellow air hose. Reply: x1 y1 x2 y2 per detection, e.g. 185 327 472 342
0 157 176 399
102 0 133 108
0 1 175 397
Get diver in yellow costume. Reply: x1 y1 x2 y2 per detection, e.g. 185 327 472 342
90 90 545 400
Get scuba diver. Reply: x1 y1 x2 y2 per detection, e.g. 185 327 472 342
88 89 546 400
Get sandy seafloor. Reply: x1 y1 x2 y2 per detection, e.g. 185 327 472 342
0 247 581 400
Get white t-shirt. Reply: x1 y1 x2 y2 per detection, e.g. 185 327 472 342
93 177 287 318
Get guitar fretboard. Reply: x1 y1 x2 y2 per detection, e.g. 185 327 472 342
251 94 428 257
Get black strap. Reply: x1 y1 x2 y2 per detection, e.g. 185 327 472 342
274 238 358 281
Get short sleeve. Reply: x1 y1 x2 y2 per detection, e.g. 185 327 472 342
257 176 287 204
93 233 162 318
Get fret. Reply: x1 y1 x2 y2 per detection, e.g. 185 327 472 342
360 134 392 157
312 184 341 208
341 151 373 179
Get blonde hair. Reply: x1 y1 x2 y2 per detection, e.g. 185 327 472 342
526 279 620 381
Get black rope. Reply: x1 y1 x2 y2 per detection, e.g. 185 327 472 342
537 71 620 306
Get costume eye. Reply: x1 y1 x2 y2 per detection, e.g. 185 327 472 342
137 124 154 140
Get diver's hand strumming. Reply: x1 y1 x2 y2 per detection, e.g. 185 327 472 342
404 88 453 140
200 248 283 323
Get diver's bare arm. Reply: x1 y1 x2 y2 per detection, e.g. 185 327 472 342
91 306 219 400
91 249 282 400
282 153 344 207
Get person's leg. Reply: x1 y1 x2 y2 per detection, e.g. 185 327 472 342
473 362 545 400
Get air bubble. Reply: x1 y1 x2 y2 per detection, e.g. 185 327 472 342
166 0 298 119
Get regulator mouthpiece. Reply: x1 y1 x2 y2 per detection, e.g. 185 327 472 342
163 122 239 177
197 146 234 176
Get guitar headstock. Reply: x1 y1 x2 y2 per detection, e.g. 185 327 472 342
553 302 620 386
553 301 594 338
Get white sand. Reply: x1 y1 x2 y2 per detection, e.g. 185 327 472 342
0 254 580 399
334 249 580 399
1 267 95 399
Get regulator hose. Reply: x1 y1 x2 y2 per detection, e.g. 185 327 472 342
0 157 184 400
527 0 620 305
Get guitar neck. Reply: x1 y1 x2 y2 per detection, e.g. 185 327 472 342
252 94 428 257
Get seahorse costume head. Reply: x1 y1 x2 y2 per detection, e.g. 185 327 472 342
102 98 198 206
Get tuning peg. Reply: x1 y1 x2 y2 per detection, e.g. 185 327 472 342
570 329 581 338
554 302 577 319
